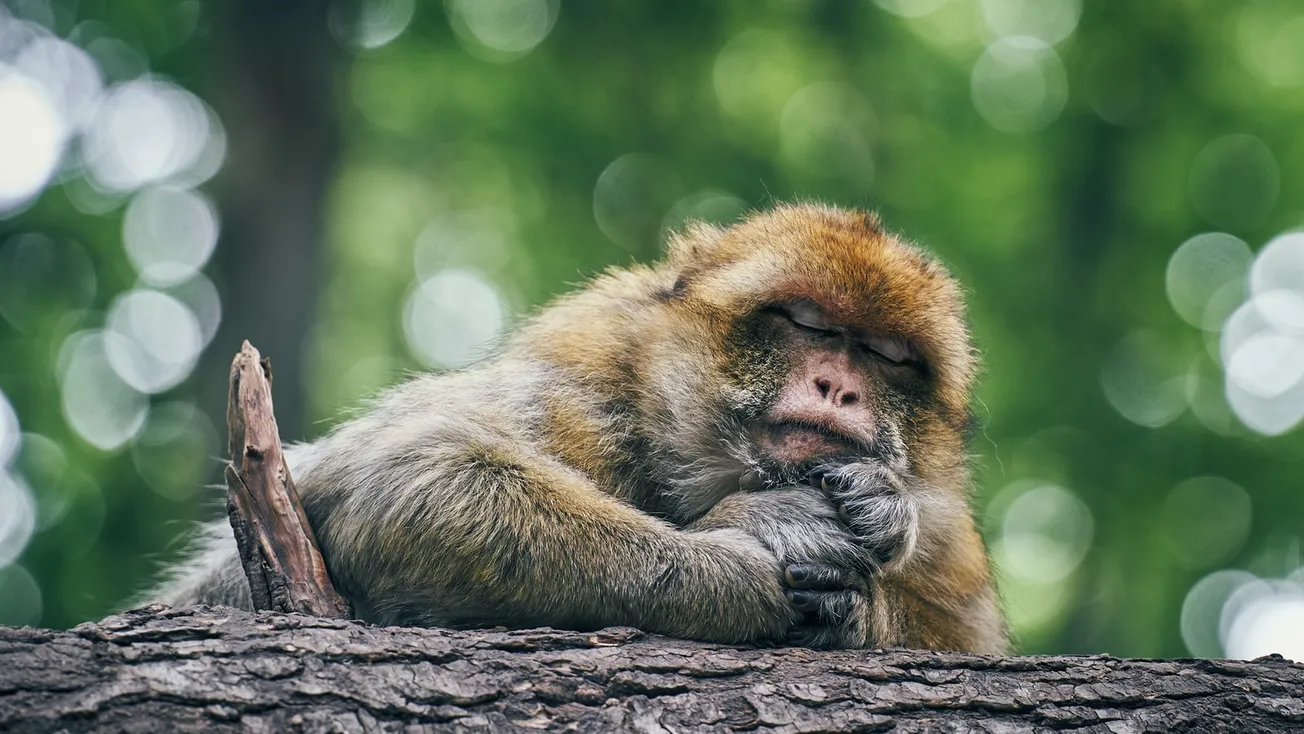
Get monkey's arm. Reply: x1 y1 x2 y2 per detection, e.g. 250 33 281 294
305 437 802 644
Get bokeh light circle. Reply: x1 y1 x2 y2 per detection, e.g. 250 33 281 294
123 186 220 286
1101 330 1187 427
970 36 1067 134
1237 6 1304 88
0 68 66 213
403 269 505 369
593 154 681 252
415 209 516 278
447 0 558 61
331 0 415 50
1188 135 1279 233
713 30 805 130
12 36 103 131
1181 569 1256 658
58 331 150 451
165 273 223 348
104 289 204 395
83 78 216 192
1250 231 1304 298
0 471 36 568
662 190 748 240
1221 290 1304 434
993 483 1094 583
1222 578 1304 661
1165 232 1252 330
0 389 18 468
1161 477 1252 570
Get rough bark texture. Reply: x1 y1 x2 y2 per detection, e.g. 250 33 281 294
1 606 1301 733
224 341 350 619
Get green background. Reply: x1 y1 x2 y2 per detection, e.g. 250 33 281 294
1 0 1302 659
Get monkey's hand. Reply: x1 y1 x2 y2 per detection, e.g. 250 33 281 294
689 485 875 649
808 462 921 574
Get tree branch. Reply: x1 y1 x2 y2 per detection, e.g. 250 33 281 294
224 340 349 619
1 606 1301 732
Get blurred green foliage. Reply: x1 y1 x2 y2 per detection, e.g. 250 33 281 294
2 0 1303 659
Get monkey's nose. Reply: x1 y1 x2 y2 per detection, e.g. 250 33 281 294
813 376 859 407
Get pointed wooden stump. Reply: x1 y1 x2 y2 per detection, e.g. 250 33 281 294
224 340 350 618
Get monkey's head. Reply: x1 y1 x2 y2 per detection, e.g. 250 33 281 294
650 202 976 493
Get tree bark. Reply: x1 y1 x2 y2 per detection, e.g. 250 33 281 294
1 606 1300 733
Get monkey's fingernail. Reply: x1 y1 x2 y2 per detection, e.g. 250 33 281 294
738 471 762 492
786 565 809 584
820 476 830 491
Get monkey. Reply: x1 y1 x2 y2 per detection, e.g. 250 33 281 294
147 202 1007 654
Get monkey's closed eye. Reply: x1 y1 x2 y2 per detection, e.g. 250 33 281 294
860 335 911 364
770 301 837 335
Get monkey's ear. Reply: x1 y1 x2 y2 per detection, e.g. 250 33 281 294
665 220 726 267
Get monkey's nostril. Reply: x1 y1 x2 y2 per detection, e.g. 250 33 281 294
814 377 832 398
840 391 859 406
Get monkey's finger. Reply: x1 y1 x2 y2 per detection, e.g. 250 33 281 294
784 563 855 590
805 465 842 492
784 589 855 623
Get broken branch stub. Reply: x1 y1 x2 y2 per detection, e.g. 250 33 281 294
224 340 350 618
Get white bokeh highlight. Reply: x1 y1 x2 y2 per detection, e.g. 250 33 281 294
1101 330 1187 427
403 269 506 369
1222 578 1304 662
447 0 558 61
0 67 66 212
0 471 36 568
58 331 150 451
12 36 103 131
1219 232 1304 434
122 186 220 286
332 0 415 50
1181 569 1257 658
971 37 1067 134
993 483 1094 583
0 389 18 468
1165 232 1252 331
104 289 204 395
83 78 222 193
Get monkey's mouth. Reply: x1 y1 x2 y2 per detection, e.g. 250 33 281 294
755 420 865 464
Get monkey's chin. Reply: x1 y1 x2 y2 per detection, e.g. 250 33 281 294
756 423 858 465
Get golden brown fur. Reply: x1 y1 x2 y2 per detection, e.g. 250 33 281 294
147 202 1006 654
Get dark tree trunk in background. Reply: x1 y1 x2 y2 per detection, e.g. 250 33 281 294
204 0 348 441
1 607 1301 732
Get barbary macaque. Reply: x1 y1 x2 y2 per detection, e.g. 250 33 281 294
149 203 1007 653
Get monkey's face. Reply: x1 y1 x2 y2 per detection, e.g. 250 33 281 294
659 204 975 488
